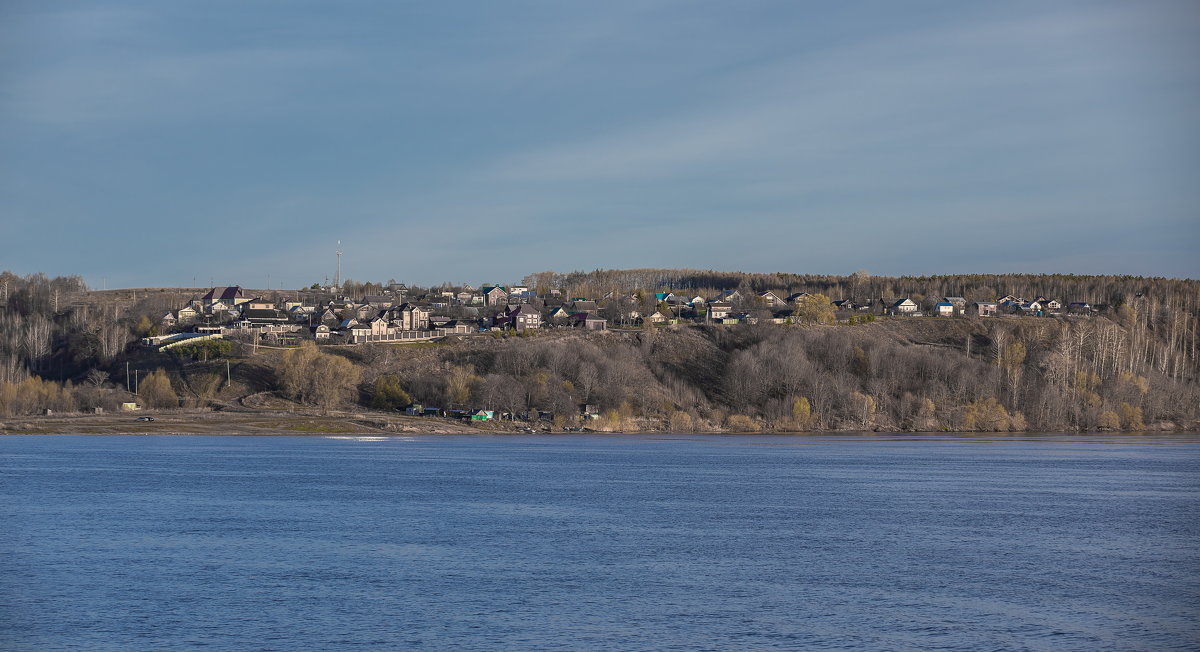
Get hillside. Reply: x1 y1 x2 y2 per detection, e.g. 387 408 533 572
2 270 1198 433
19 317 1182 434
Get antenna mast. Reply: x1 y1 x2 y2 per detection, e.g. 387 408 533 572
334 241 343 294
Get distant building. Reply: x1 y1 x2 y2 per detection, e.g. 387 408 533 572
568 312 607 330
200 286 248 307
481 285 509 306
974 301 999 317
707 303 732 320
757 291 785 307
878 298 918 316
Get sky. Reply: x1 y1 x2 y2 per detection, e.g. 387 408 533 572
1 0 1197 289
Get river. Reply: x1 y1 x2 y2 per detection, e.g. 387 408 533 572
1 433 1197 651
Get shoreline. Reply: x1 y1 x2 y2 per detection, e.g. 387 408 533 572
1 409 1192 437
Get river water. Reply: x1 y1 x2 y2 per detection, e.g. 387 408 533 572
1 433 1197 651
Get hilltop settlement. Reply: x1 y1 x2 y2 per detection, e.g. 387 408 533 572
1 270 1197 434
149 282 1098 351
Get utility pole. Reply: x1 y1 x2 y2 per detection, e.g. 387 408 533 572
126 361 130 392
226 360 231 389
134 370 139 395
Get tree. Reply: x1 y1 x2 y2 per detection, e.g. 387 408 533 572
794 293 836 324
371 375 412 410
790 396 813 430
135 315 154 338
446 365 480 408
86 368 110 387
140 369 178 408
848 391 875 429
309 354 361 414
726 414 760 432
277 341 361 413
1097 410 1121 430
962 398 1012 431
668 410 694 432
1120 403 1145 430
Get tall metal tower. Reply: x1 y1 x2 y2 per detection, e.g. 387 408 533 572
334 241 343 292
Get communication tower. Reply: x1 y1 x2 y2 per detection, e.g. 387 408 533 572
334 241 343 293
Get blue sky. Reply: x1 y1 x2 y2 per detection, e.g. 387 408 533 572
2 1 1197 289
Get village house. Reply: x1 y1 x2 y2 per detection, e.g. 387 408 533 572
200 286 249 308
757 291 786 307
974 301 999 317
1016 301 1044 316
943 297 967 315
619 309 642 326
567 299 599 313
434 320 475 335
318 308 340 325
707 302 733 320
481 285 509 306
243 307 289 325
288 306 315 323
347 322 372 341
499 304 542 331
176 305 199 324
568 312 607 330
387 303 430 331
879 298 918 316
934 302 955 317
714 289 743 303
362 295 395 309
353 304 376 320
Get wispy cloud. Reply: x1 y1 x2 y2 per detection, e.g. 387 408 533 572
1 1 1196 286
4 46 352 125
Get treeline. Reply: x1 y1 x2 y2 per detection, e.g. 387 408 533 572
353 315 1198 432
0 369 185 417
524 268 1199 311
0 272 175 385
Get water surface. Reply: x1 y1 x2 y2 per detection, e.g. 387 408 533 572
1 433 1198 650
